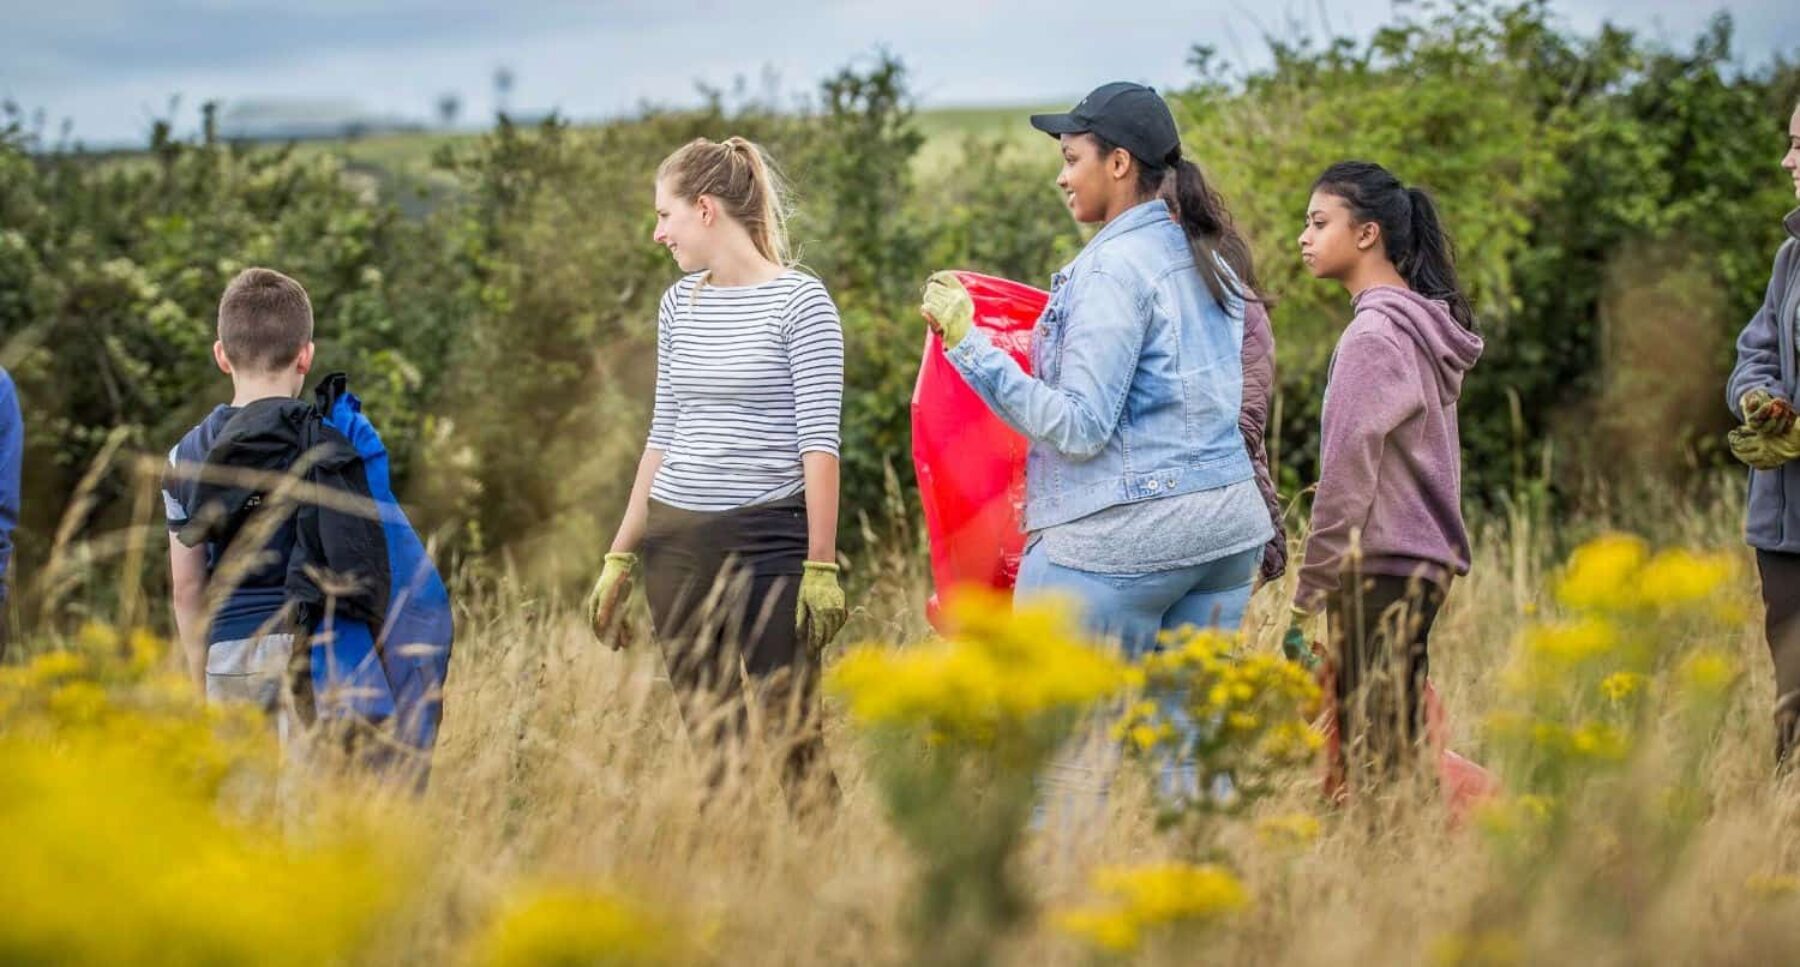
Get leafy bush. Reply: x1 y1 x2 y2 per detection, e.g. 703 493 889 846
6 2 1799 614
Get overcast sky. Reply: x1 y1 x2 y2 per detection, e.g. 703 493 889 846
5 0 1796 146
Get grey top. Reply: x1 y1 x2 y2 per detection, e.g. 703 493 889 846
1036 478 1274 575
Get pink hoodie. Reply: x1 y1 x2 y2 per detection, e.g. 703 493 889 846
1294 285 1484 611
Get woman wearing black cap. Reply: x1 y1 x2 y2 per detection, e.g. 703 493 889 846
920 82 1270 796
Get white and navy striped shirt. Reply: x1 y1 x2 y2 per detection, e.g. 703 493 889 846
648 270 845 511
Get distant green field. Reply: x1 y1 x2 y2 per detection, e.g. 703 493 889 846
911 103 1055 177
291 103 1059 189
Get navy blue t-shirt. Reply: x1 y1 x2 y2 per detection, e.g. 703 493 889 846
162 405 298 643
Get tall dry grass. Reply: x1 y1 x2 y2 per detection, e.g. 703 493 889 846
11 448 1800 965
387 473 1800 964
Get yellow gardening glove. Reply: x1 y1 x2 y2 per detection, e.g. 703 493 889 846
796 561 848 657
588 552 637 649
1730 425 1792 471
1762 423 1800 465
1743 388 1798 435
919 271 976 350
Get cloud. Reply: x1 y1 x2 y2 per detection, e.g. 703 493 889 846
3 0 1793 146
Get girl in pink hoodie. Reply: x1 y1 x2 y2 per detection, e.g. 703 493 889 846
1290 161 1485 782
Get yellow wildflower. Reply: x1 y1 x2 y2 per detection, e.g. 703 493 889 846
1055 909 1139 954
47 681 109 724
1555 532 1647 613
24 650 88 686
74 620 123 655
1475 794 1554 839
0 641 407 966
1517 794 1554 822
1521 618 1616 668
127 628 167 671
1433 928 1524 966
1599 672 1643 702
1058 863 1248 954
1746 873 1800 898
1636 549 1735 612
1678 649 1737 700
1255 813 1322 848
472 886 690 967
1568 721 1630 761
1258 721 1324 761
827 590 1128 744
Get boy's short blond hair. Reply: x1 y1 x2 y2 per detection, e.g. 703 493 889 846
218 268 313 373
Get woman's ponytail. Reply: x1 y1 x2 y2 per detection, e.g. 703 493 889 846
657 136 793 266
1090 132 1264 308
1166 156 1262 307
1313 161 1476 331
1400 186 1475 331
722 136 791 266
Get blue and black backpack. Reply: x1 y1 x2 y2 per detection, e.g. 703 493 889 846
310 373 455 762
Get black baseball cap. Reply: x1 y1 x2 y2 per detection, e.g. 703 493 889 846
1030 82 1181 165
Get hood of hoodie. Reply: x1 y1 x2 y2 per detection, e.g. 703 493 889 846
1353 285 1484 404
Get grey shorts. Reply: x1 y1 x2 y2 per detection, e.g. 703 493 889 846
206 633 298 744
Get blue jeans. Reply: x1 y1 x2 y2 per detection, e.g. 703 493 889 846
1015 542 1258 657
1016 543 1259 824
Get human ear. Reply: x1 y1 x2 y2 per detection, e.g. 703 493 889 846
1356 220 1382 252
1110 147 1134 181
213 341 233 375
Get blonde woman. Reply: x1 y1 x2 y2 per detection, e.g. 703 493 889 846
590 137 845 811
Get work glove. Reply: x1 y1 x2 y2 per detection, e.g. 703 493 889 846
1281 606 1319 669
588 552 637 649
1743 389 1798 435
1730 425 1795 471
919 271 976 350
796 561 848 657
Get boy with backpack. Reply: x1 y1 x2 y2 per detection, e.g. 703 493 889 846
164 268 453 776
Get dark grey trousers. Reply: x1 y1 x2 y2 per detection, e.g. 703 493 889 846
1756 550 1800 764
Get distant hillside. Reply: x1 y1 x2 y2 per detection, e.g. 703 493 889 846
291 103 1057 189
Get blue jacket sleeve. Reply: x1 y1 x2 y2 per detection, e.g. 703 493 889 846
0 369 20 601
1728 240 1796 419
944 267 1148 460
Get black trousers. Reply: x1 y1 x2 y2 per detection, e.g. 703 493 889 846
640 494 837 810
1755 550 1800 765
1326 570 1445 782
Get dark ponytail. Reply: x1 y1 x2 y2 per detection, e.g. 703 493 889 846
1313 161 1476 331
1092 134 1264 308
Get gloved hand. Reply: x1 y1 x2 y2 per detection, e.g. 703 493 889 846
919 271 976 350
1743 389 1798 435
1730 425 1794 471
796 561 848 657
588 552 637 649
1281 606 1319 669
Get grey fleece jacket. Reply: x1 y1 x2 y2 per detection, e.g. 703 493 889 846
1726 208 1800 553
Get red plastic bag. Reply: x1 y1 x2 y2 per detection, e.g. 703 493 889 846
910 272 1048 630
1317 668 1498 824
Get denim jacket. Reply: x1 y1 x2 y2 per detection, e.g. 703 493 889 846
947 199 1253 531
